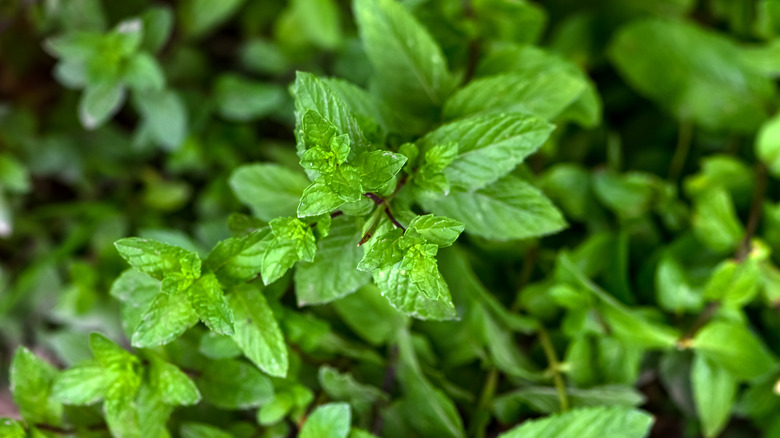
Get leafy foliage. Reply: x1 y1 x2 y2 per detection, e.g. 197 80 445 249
2 0 780 437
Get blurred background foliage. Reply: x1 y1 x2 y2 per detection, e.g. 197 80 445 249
2 0 780 436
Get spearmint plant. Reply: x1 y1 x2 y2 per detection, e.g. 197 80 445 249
4 0 780 437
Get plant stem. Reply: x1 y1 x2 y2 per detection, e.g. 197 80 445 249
538 325 569 411
371 345 399 435
669 120 693 183
470 368 499 438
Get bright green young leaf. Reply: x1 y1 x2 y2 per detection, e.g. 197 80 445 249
300 402 352 438
298 181 345 218
417 112 554 190
290 0 343 49
104 395 141 438
89 333 137 368
10 347 63 424
691 187 744 253
756 112 780 177
354 0 456 114
353 151 407 190
261 217 317 284
407 215 464 248
655 253 703 313
702 258 761 307
229 285 289 377
230 164 310 221
421 175 566 241
443 71 585 122
0 419 26 438
115 237 201 280
51 360 111 405
692 321 776 380
196 359 274 409
79 82 125 129
372 249 457 321
295 215 370 305
293 72 368 154
206 228 272 284
132 289 199 348
186 272 234 335
692 354 737 438
498 406 653 438
357 228 404 272
149 356 201 406
135 384 173 438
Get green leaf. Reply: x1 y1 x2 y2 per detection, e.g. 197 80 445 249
421 176 566 241
135 89 188 151
79 82 125 129
353 151 407 190
124 53 165 92
230 164 310 221
229 285 289 378
51 360 111 405
397 330 466 438
357 228 404 272
115 237 201 280
692 320 776 380
655 253 703 313
295 215 370 305
493 385 646 418
180 0 245 38
132 289 199 348
0 419 26 438
692 354 737 438
215 74 286 121
104 395 140 438
443 71 585 122
373 253 457 321
180 423 234 438
608 18 774 132
407 215 464 248
206 228 272 284
10 347 63 424
293 72 368 154
691 187 743 253
354 0 455 114
498 406 653 438
89 333 137 368
199 332 242 359
300 403 352 438
290 0 343 49
298 181 345 218
319 366 387 417
149 356 201 406
756 112 780 177
186 272 234 335
417 113 554 190
196 359 274 409
135 384 173 438
140 6 173 53
702 258 761 307
332 284 407 345
261 217 317 284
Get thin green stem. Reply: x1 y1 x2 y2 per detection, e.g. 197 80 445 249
538 325 569 411
470 368 499 438
669 120 693 183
